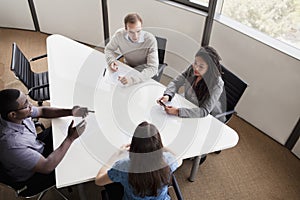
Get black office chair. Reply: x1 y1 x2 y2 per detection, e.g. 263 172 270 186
0 182 69 200
116 36 168 82
212 65 248 154
152 36 168 82
0 166 68 200
10 43 50 106
101 173 183 200
215 65 248 122
189 65 248 181
169 173 184 200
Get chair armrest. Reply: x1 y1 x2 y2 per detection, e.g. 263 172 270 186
152 63 167 82
158 63 167 74
171 173 184 200
28 83 49 94
116 54 124 60
33 118 46 131
16 185 28 195
215 110 235 119
30 54 47 62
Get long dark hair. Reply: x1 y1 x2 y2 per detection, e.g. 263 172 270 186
128 121 170 197
193 46 222 105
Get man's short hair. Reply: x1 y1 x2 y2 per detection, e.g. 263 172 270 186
124 13 143 28
0 89 20 119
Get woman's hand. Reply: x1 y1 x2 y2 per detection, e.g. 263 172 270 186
156 95 169 105
120 143 131 151
110 144 130 161
165 106 179 116
118 76 128 85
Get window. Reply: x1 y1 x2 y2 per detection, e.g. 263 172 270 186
221 0 300 50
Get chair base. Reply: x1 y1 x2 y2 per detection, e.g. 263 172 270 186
214 150 221 154
36 187 68 200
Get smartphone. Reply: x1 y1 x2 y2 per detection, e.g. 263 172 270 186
75 119 86 128
159 100 167 108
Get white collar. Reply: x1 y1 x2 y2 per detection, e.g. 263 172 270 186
125 31 145 43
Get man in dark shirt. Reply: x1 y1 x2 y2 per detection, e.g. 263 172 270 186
0 89 88 196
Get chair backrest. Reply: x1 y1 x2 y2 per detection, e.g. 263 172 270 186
0 164 25 198
152 36 167 82
10 43 50 105
220 65 247 121
10 43 34 89
0 168 56 199
155 36 167 64
0 180 56 200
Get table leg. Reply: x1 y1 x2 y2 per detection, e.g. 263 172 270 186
188 156 201 182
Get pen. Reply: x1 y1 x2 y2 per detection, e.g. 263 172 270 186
103 68 106 77
88 110 95 113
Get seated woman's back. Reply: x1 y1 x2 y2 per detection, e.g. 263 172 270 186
95 121 179 200
108 151 178 200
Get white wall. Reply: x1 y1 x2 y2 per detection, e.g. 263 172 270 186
211 22 300 144
34 0 104 46
0 0 34 30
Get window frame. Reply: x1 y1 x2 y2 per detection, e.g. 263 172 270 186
169 0 208 12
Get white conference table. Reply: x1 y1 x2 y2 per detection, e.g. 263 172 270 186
47 34 239 188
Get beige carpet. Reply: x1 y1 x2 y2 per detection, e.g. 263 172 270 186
0 28 299 200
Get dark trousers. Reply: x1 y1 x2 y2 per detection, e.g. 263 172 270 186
12 127 56 197
104 182 124 200
37 127 54 157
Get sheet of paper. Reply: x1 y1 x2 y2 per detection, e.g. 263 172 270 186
105 65 131 86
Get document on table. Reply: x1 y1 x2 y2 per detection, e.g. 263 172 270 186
105 65 131 86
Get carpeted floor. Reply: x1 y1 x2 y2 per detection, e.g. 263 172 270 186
0 28 299 200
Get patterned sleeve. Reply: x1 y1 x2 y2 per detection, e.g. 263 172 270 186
163 152 179 173
107 160 127 183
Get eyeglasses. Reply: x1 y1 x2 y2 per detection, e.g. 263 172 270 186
193 61 206 70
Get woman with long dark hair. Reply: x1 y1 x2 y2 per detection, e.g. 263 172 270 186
95 121 179 200
157 46 226 122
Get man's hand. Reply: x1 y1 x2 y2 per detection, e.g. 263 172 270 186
67 120 86 142
109 62 118 72
118 76 128 85
72 106 88 118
